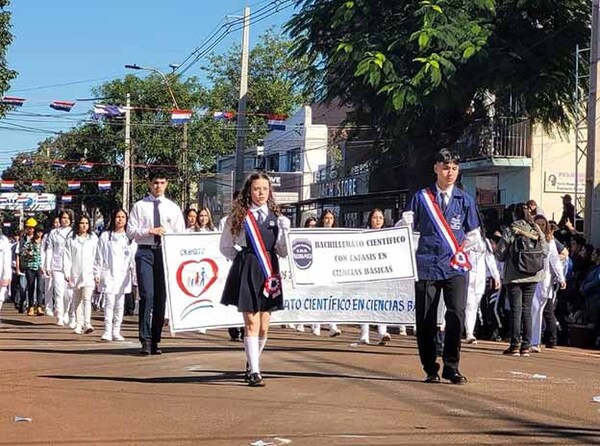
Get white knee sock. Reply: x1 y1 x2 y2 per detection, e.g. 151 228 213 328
259 337 267 355
244 336 260 374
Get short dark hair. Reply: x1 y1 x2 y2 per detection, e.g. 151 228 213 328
434 148 461 165
147 168 168 181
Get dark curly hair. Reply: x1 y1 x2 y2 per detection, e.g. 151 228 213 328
229 173 279 236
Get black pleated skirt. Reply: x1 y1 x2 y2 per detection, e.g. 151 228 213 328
221 249 284 313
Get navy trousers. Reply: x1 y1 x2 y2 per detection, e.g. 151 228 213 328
135 247 166 345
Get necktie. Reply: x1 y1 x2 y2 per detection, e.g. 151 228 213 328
153 200 161 245
438 192 447 213
256 209 264 225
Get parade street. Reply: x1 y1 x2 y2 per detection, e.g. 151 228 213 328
0 309 597 446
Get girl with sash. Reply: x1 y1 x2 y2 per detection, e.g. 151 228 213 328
220 173 290 387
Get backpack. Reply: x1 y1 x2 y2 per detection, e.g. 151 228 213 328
510 224 544 275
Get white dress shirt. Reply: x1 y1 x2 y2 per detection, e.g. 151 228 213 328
127 194 185 245
45 226 73 271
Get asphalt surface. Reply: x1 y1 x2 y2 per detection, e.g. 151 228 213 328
0 306 599 445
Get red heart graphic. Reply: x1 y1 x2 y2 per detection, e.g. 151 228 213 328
176 258 218 298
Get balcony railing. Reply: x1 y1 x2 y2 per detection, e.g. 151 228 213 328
452 116 531 160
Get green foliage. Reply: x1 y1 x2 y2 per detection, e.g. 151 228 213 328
287 0 590 187
0 0 18 117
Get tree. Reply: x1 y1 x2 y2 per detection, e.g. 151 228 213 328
286 0 590 189
0 0 17 117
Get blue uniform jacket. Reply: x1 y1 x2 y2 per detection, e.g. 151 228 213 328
407 184 479 281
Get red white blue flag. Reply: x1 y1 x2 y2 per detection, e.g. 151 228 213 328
51 160 66 169
61 195 73 203
0 180 15 191
79 162 93 172
31 180 45 189
67 180 80 191
213 111 234 120
1 96 25 106
98 180 111 191
49 100 76 112
171 109 192 124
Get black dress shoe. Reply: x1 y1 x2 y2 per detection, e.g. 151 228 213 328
247 372 265 387
139 342 151 356
150 343 162 355
424 373 441 383
442 369 468 384
244 363 250 382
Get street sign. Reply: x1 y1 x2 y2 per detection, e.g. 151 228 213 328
0 193 57 211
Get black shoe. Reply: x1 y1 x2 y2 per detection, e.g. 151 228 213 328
244 363 250 382
150 343 162 355
139 341 151 356
247 372 265 387
442 368 468 385
424 373 441 383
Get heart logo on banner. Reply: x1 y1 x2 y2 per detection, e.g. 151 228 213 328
176 258 219 298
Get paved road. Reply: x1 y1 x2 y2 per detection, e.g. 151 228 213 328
0 307 599 445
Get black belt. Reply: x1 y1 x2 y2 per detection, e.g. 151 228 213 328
138 244 161 250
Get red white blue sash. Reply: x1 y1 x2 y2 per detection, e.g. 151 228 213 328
421 188 471 272
244 211 282 298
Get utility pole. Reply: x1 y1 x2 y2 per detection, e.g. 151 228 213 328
586 0 600 245
180 122 188 208
234 6 250 192
123 93 132 211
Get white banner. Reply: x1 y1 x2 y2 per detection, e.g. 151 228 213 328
163 231 416 333
286 226 417 286
0 193 56 211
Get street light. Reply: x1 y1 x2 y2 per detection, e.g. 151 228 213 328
124 64 179 109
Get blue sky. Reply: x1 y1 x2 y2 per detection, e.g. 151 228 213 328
0 0 295 167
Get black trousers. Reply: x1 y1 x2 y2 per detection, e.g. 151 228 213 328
542 296 558 347
415 275 466 375
506 282 536 349
135 247 166 345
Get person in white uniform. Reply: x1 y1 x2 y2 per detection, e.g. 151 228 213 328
64 214 99 334
41 216 60 316
44 209 74 326
465 227 501 344
531 215 566 352
359 208 393 345
95 208 137 341
0 227 12 319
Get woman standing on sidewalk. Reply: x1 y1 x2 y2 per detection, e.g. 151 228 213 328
94 209 137 342
220 173 290 387
359 208 393 345
64 214 98 335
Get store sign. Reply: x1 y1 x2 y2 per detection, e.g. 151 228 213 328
544 171 584 194
317 173 368 199
0 193 56 211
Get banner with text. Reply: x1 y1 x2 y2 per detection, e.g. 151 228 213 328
163 231 416 333
286 226 417 286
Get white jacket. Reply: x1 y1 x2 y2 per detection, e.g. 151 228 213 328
0 235 12 282
45 226 73 272
93 231 137 295
537 238 565 299
63 233 98 289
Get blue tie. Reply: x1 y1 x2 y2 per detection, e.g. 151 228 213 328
438 192 447 213
256 209 264 225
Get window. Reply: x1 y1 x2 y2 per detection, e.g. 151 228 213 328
266 154 279 172
288 148 301 172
